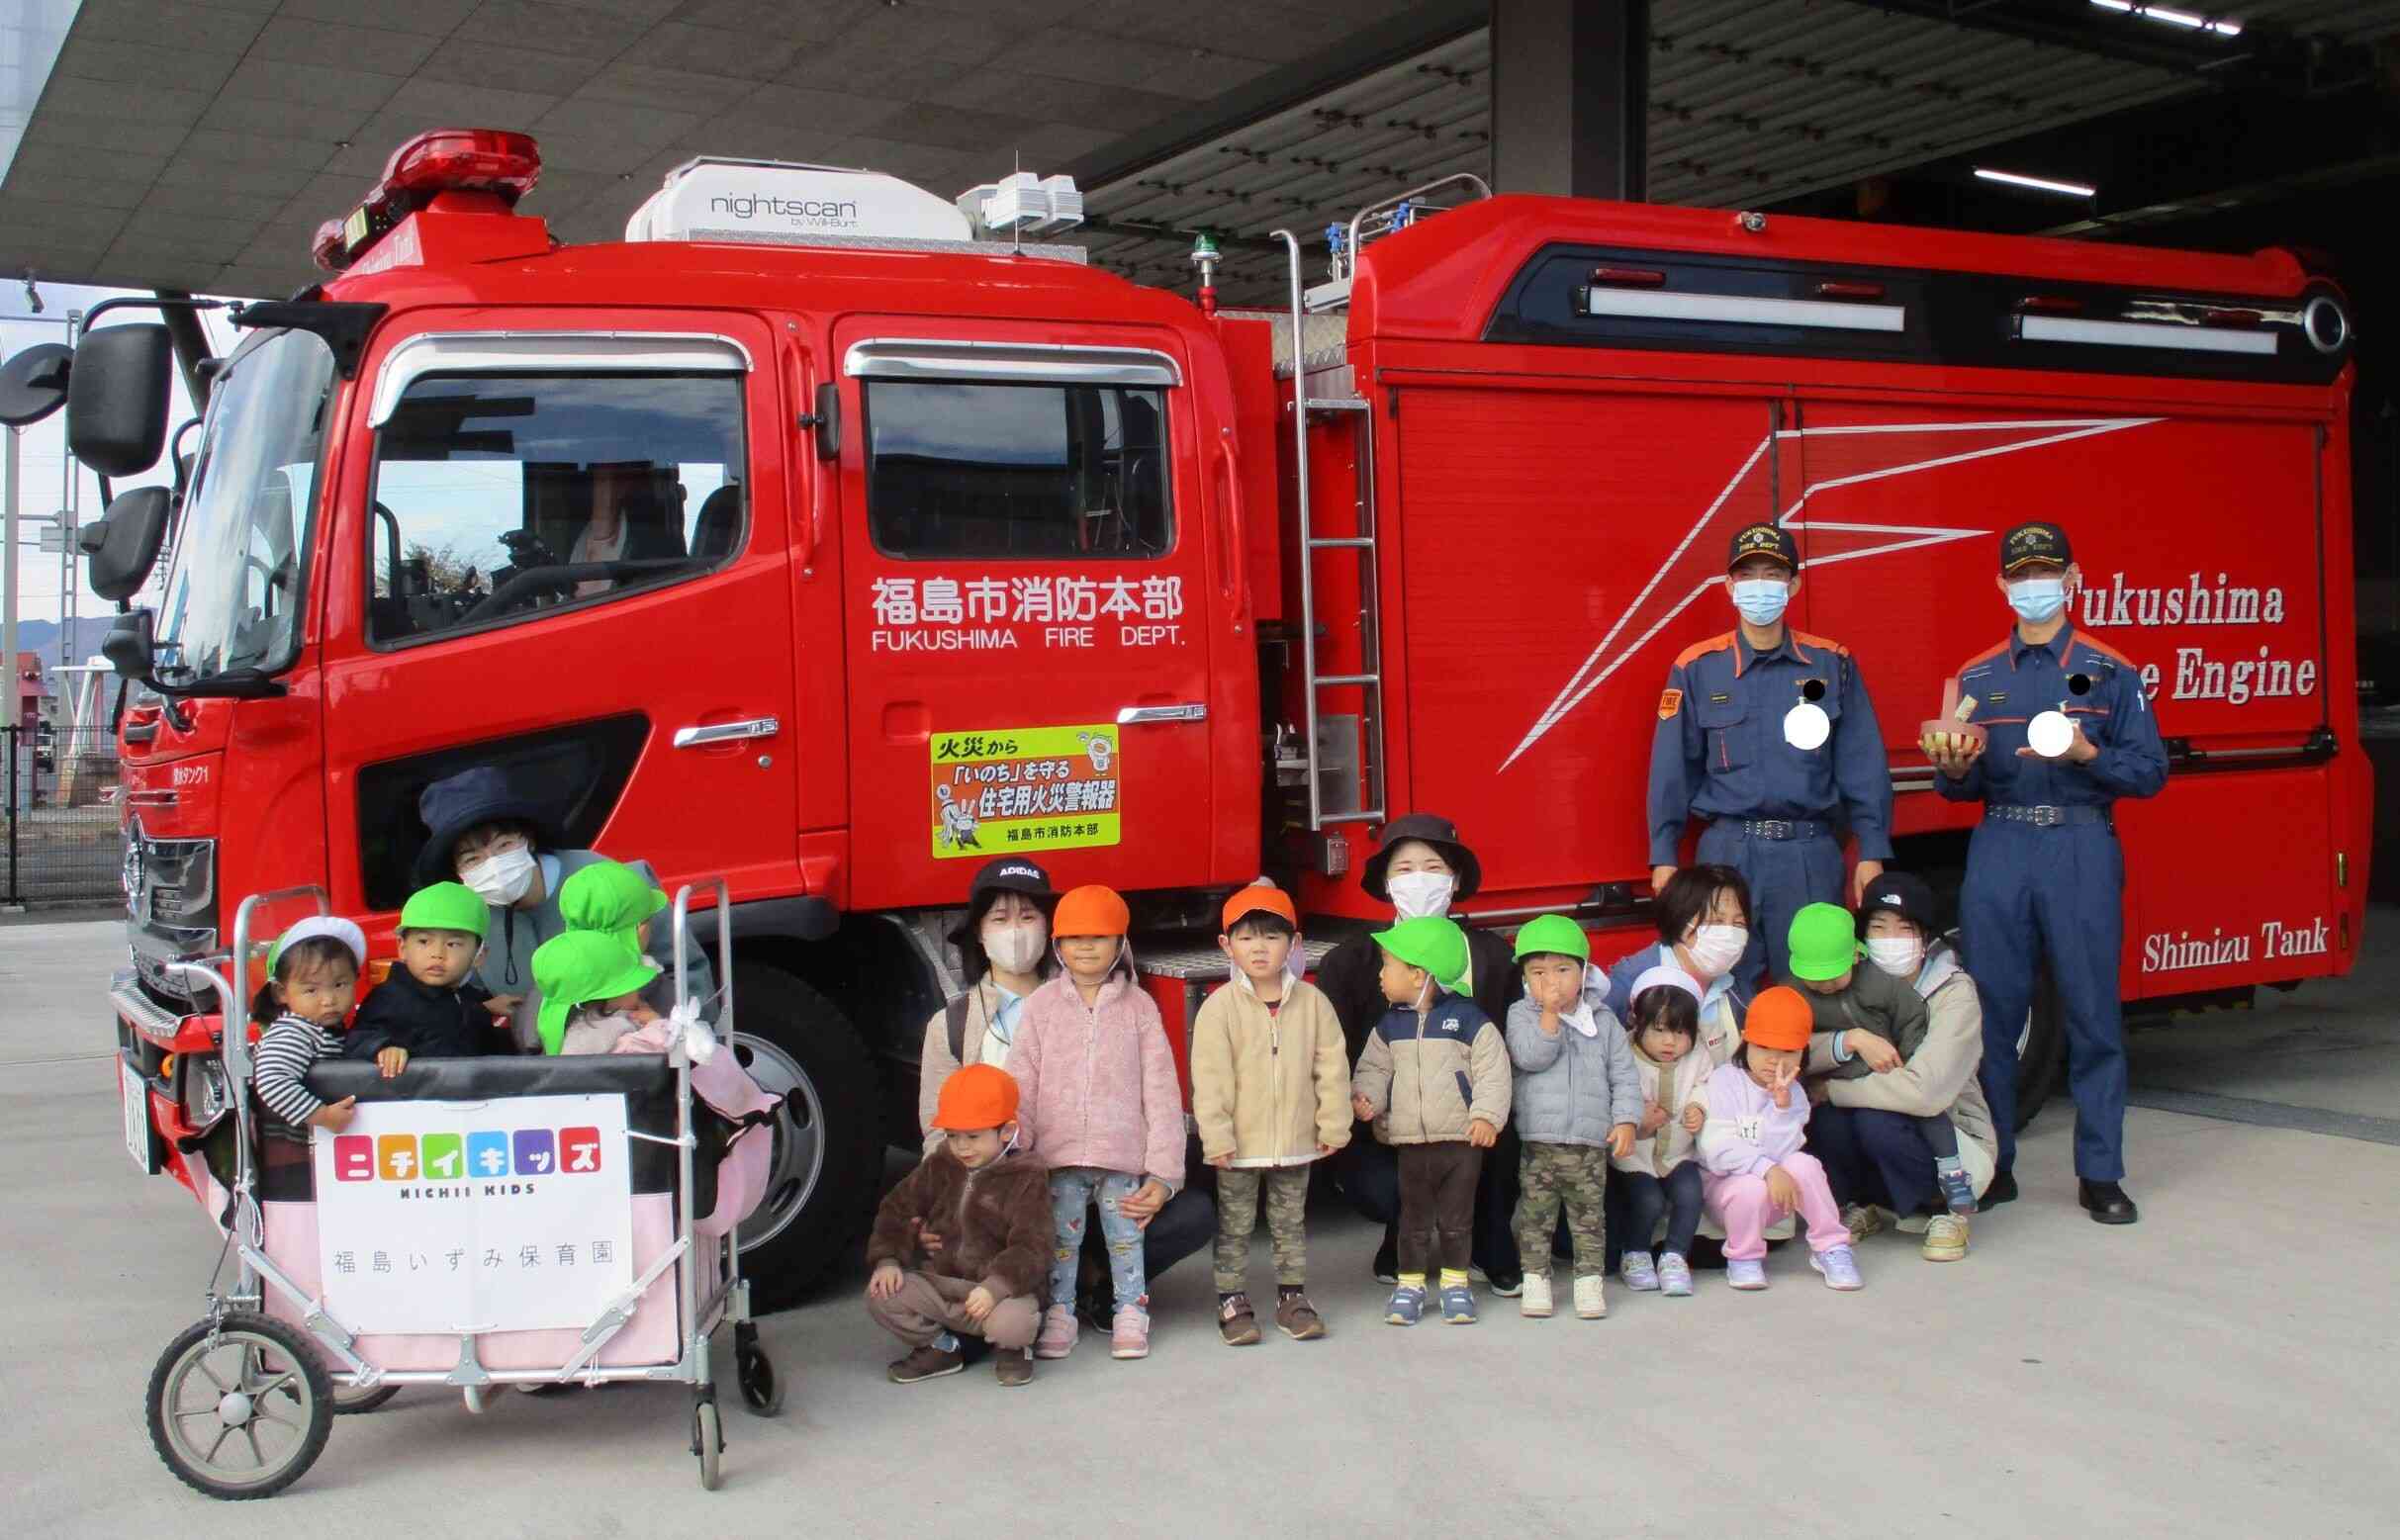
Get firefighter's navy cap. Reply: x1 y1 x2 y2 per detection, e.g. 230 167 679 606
2000 521 2073 573
1726 522 1798 573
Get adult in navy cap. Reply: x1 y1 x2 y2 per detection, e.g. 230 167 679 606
1316 813 1525 1292
1648 522 1893 986
1924 521 2165 1223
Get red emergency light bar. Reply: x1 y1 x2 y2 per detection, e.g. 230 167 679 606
315 128 543 273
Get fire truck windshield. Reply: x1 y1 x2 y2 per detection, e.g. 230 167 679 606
153 328 337 681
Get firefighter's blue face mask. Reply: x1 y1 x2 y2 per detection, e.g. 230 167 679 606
1729 578 1791 627
2007 577 2068 623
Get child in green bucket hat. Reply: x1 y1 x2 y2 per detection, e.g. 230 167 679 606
1785 900 1975 1220
557 860 718 1020
1349 914 1512 1328
531 930 663 1055
344 881 507 1071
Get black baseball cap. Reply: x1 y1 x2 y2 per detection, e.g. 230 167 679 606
1857 871 1939 936
967 857 1054 901
1727 522 1798 573
2000 521 2073 574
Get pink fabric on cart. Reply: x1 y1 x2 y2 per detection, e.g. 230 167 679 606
261 1195 683 1370
611 1025 779 1239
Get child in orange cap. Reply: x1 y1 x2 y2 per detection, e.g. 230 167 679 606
1697 986 1863 1292
1191 881 1349 1346
865 1064 1051 1387
1011 884 1183 1362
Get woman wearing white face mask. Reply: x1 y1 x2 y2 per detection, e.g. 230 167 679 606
416 766 657 1052
1801 872 1999 1264
1602 864 1758 1069
1316 814 1526 1291
917 858 1059 1154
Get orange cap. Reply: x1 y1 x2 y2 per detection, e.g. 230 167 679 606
1222 882 1297 933
1052 883 1130 938
932 1064 1020 1132
1743 986 1814 1052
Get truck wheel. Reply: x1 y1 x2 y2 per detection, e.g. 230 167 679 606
726 963 877 1313
2013 969 2066 1132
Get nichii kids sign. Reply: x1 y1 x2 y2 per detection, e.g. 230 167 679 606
312 1093 635 1334
931 723 1121 858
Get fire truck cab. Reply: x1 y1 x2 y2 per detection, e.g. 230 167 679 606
78 130 2366 1305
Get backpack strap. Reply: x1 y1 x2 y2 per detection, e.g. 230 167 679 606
946 993 972 1065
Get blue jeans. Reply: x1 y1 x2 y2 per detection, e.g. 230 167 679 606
1049 1167 1148 1314
1618 1162 1706 1260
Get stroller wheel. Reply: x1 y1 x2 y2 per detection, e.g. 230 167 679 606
330 1380 401 1415
734 1324 784 1416
147 1313 331 1500
692 1400 723 1491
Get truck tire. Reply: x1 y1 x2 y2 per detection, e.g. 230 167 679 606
725 962 878 1313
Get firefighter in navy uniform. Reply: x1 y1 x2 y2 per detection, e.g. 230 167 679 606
1928 522 2166 1224
1649 523 1894 987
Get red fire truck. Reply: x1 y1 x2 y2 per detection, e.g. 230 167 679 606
77 130 2366 1305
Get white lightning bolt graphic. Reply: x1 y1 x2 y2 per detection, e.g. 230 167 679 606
1498 417 2162 770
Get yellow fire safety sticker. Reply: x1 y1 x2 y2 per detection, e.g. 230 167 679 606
930 724 1122 859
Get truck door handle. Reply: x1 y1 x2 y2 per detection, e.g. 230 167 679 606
1116 703 1207 725
673 716 782 749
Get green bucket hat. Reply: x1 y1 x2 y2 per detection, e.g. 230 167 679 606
1512 913 1591 963
399 880 490 940
531 931 661 1055
1370 914 1469 991
1787 901 1862 981
560 860 669 951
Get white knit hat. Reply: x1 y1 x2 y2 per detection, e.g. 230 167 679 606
268 915 367 972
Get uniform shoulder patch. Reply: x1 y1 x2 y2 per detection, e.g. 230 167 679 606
1658 686 1683 720
1672 632 1737 670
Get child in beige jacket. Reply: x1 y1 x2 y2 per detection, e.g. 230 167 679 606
1191 883 1349 1347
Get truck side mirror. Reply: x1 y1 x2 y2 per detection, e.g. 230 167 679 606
102 607 158 681
80 485 175 602
68 323 173 476
0 342 73 426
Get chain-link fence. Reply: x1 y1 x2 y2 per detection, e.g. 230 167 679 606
3 722 125 908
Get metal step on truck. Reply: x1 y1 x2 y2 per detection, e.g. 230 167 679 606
52 128 2363 1306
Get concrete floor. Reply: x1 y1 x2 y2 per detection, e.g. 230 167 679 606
6 916 2396 1538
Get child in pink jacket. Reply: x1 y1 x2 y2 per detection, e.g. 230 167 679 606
1009 883 1183 1363
1698 986 1863 1293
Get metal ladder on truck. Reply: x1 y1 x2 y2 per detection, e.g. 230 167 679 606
1270 172 1492 838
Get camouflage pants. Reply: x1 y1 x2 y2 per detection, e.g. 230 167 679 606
1213 1165 1311 1292
1515 1141 1609 1277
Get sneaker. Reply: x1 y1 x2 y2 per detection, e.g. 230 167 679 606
1936 1164 1978 1217
1658 1252 1694 1298
1274 1292 1327 1340
1573 1275 1607 1319
1809 1244 1865 1291
1841 1202 1886 1244
886 1344 965 1384
1372 1232 1399 1286
1473 1265 1523 1299
1519 1271 1553 1318
1726 1258 1768 1291
1921 1214 1970 1262
1894 1211 1932 1235
992 1348 1032 1388
1620 1250 1660 1292
1217 1292 1261 1347
1033 1303 1079 1360
1980 1169 2019 1210
1109 1305 1151 1360
1385 1284 1427 1326
1439 1285 1478 1324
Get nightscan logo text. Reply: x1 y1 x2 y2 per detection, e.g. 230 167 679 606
710 193 861 227
331 1127 604 1184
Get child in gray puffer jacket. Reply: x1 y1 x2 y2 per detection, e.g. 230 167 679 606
1505 916 1639 1321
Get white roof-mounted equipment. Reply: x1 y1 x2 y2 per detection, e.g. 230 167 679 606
957 171 1084 238
624 158 1086 263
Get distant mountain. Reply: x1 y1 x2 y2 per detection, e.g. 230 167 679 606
7 616 117 665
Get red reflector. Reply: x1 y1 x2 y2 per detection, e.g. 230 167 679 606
382 129 542 204
1590 266 1668 288
1816 280 1886 301
2017 295 2083 315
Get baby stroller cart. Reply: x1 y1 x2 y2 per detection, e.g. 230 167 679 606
145 881 782 1497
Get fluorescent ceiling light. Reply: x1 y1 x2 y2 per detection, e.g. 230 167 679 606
2088 1 2243 38
1975 167 2097 198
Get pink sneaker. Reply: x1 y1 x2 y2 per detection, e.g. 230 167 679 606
1109 1305 1151 1360
1034 1304 1079 1360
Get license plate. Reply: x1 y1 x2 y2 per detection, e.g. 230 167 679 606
121 1056 156 1174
